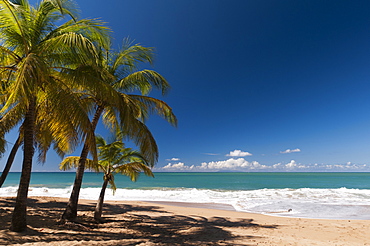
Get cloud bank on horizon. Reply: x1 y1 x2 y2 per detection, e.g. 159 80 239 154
158 149 370 172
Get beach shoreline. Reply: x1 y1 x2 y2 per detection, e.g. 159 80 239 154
3 172 370 221
0 196 369 245
145 200 236 211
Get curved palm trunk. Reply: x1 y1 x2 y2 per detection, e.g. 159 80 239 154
10 99 36 232
62 106 104 221
94 177 109 222
0 135 22 188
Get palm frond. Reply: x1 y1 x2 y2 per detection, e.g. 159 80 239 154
107 174 116 193
111 39 154 72
59 156 97 171
129 95 177 126
43 18 111 52
0 101 26 134
115 162 154 182
59 156 81 170
0 0 29 51
1 53 49 113
114 70 170 96
0 134 6 157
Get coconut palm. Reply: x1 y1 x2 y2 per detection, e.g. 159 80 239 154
60 135 153 222
0 91 87 188
0 135 21 187
0 101 85 188
0 0 110 231
62 39 177 221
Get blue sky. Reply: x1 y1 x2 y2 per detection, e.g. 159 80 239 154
3 0 370 172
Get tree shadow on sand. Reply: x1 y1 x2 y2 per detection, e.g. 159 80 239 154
0 197 278 246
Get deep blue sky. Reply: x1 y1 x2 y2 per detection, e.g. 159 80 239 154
3 0 370 172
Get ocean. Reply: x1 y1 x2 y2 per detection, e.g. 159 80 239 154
1 172 370 220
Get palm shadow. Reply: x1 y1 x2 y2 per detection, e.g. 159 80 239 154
0 197 278 246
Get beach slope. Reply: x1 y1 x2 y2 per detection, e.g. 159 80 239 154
0 197 369 245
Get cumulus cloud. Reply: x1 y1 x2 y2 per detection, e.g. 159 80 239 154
166 157 180 161
273 160 312 170
156 158 268 172
199 158 266 170
271 160 370 171
280 148 301 154
226 150 252 157
154 157 370 172
162 162 194 170
285 160 299 168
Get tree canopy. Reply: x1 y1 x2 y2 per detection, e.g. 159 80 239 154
0 0 175 232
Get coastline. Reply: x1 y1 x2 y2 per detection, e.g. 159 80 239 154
3 172 370 220
147 200 236 211
0 196 369 245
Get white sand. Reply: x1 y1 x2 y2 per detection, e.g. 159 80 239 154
0 197 369 245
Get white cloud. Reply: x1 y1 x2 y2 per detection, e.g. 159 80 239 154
280 148 301 154
199 158 266 170
166 157 180 161
285 160 298 168
272 162 282 169
203 153 220 156
271 160 370 171
162 162 194 170
155 158 268 172
226 150 252 157
272 160 308 170
154 157 370 172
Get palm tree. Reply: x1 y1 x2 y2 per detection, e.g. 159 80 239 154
0 100 85 188
62 39 177 221
0 96 85 188
60 135 153 222
0 135 21 187
0 0 110 232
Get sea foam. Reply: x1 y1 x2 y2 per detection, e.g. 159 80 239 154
2 186 370 220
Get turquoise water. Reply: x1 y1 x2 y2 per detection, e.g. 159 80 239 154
2 172 370 219
2 172 370 190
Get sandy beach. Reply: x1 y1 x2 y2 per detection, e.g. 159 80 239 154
0 197 369 245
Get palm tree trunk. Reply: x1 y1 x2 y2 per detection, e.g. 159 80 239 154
62 105 104 221
10 99 36 232
94 177 108 222
0 135 22 188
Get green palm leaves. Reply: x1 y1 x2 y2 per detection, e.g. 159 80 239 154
61 38 176 221
0 0 175 231
60 135 154 185
60 135 154 221
0 0 112 232
95 135 154 182
0 0 110 155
